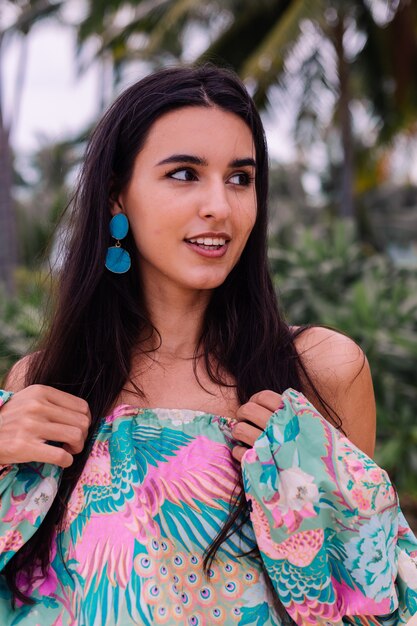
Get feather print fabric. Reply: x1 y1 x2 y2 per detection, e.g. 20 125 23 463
0 388 416 625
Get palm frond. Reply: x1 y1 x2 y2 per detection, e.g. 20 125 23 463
241 0 324 106
144 0 202 58
196 0 294 75
2 0 64 36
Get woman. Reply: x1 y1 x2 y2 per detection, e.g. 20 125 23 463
0 64 416 626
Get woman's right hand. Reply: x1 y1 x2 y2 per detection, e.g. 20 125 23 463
0 385 91 468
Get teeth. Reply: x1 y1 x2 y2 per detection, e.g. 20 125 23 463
188 237 227 246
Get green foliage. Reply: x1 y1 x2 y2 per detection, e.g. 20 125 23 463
14 137 81 268
270 219 417 495
0 268 50 381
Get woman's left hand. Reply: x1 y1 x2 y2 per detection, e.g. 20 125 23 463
231 390 282 463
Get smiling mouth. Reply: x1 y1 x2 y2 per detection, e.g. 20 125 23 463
184 236 229 250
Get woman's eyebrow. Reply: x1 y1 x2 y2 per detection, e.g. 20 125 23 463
230 157 256 168
156 154 207 166
156 154 256 168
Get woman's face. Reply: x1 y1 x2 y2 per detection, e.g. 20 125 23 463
117 105 257 296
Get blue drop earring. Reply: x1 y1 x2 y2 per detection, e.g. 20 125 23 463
105 213 131 274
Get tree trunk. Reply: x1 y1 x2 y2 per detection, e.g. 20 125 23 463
0 37 18 295
333 12 354 219
0 125 17 295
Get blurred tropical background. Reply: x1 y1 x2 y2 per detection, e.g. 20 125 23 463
1 0 417 527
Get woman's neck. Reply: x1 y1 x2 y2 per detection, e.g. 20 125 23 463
120 283 239 415
141 283 212 359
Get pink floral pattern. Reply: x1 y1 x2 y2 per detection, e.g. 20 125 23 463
242 389 417 625
0 388 416 625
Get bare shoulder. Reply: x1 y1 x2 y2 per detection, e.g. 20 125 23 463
293 326 376 457
2 354 35 392
294 326 364 374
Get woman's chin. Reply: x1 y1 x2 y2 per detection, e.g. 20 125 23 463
187 274 229 291
172 267 230 292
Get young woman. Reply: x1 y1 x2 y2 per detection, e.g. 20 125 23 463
0 65 416 626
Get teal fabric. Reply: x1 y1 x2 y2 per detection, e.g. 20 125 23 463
242 389 417 625
0 390 13 407
0 389 416 625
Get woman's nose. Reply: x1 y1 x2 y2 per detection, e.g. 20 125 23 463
198 179 232 221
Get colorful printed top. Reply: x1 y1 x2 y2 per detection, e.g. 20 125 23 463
0 388 416 626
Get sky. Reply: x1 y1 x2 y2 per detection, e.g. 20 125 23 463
2 15 296 162
2 7 417 192
4 21 100 153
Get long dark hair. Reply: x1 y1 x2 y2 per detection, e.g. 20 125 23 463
4 65 338 613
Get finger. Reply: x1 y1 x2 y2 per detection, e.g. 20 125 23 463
35 423 86 455
33 443 74 468
232 445 249 463
35 404 90 437
231 421 263 447
13 442 74 468
235 401 271 428
31 385 91 419
249 390 282 413
7 392 91 435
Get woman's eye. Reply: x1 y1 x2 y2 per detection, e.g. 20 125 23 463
168 168 197 182
228 172 254 186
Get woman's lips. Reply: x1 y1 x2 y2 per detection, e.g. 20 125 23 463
184 240 229 258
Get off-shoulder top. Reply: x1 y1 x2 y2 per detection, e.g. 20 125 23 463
0 388 416 625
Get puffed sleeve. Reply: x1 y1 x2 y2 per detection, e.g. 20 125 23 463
0 390 62 571
241 388 417 626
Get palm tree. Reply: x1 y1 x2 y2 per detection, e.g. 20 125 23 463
0 0 63 294
76 0 417 220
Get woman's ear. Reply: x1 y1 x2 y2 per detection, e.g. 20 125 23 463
109 197 124 217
